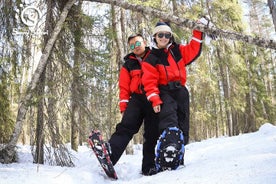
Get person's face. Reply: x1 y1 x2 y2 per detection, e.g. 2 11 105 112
155 32 171 49
128 36 146 57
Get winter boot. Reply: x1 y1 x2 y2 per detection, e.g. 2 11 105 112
142 167 158 176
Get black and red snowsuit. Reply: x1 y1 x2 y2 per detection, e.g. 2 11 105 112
108 48 159 173
142 30 203 145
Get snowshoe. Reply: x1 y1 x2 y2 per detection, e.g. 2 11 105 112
155 127 185 171
88 130 118 180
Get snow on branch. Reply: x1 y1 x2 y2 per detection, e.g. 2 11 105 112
89 0 276 50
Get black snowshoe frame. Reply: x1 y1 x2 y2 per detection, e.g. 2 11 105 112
155 127 185 171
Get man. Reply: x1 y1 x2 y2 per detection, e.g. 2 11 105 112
107 34 159 175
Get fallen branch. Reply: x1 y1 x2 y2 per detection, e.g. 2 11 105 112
89 0 276 50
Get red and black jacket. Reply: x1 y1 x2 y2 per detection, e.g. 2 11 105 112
142 30 203 107
119 48 150 112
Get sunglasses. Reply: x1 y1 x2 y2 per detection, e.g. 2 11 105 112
157 32 171 39
130 41 142 50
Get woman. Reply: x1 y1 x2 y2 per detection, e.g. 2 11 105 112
142 21 204 170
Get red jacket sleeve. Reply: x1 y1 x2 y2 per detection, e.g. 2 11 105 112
119 67 131 112
179 30 203 65
141 62 163 107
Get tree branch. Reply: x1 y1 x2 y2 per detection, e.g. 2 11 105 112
88 0 276 50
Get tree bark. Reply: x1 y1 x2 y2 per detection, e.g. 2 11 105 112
88 0 276 50
0 0 77 164
34 70 45 164
70 2 83 152
217 48 233 136
268 0 276 32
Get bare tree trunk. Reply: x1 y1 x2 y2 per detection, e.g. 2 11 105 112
111 4 125 66
70 2 83 152
244 58 256 133
109 3 119 137
217 48 233 136
171 0 179 15
189 72 199 142
71 62 80 152
89 0 276 50
0 0 77 164
34 70 45 164
268 0 276 32
47 61 59 148
119 7 127 69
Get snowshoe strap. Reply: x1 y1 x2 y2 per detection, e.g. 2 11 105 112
155 127 185 171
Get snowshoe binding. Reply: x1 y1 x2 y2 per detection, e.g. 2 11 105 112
155 127 185 172
88 130 118 180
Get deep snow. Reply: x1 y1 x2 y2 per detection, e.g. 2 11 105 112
1 123 276 184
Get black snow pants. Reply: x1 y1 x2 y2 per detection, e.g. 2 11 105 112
108 93 159 172
158 85 190 145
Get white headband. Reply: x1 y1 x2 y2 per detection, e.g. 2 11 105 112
153 25 172 36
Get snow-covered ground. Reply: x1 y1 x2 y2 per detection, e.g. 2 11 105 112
1 123 276 184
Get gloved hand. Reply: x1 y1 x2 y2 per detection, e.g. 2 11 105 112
197 15 217 40
198 16 214 27
119 101 128 113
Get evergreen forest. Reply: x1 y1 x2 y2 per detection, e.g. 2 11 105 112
0 0 275 165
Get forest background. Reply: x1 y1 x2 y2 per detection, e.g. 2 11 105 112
0 0 275 166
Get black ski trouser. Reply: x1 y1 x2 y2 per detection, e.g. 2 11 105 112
108 93 159 171
158 86 190 145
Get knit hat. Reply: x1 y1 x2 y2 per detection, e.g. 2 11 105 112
152 22 172 36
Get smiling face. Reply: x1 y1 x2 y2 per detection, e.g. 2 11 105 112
128 36 147 58
155 32 171 49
